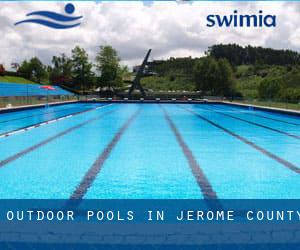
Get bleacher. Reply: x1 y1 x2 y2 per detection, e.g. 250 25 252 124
0 82 74 97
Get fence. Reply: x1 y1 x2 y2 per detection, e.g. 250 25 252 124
0 82 77 108
231 97 300 111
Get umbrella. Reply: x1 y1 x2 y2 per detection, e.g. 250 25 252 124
40 85 56 106
40 85 55 91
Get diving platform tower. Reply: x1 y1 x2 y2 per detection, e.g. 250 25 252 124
128 49 152 98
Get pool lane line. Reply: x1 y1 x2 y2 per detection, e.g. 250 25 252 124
0 104 112 139
251 113 300 126
213 105 300 126
0 104 92 124
0 104 106 138
0 108 116 168
70 108 141 200
160 105 218 200
202 106 300 140
179 106 300 174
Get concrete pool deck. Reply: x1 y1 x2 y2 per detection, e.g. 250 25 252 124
0 99 299 117
223 101 300 117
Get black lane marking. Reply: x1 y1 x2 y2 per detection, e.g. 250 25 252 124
0 104 90 124
160 105 218 200
0 104 107 138
251 113 300 126
214 105 300 126
180 106 300 174
203 106 300 140
0 109 116 168
70 108 141 200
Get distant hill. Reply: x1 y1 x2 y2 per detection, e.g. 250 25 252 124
143 45 300 102
208 44 300 66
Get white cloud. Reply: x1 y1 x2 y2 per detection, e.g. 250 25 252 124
0 1 300 70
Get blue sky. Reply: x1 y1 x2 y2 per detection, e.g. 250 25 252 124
0 1 299 69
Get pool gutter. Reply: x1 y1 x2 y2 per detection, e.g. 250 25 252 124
79 99 300 117
0 99 299 117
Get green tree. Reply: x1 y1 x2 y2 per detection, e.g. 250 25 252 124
215 58 235 96
50 54 73 85
193 57 235 96
95 45 122 88
29 57 47 83
208 44 300 66
18 60 32 79
258 78 283 99
71 46 94 91
18 58 47 83
193 57 218 94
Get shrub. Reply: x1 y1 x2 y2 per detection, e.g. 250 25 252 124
169 75 176 82
279 88 300 103
258 78 283 99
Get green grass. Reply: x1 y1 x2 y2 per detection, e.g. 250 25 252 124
0 76 37 84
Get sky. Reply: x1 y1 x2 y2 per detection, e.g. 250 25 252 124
0 1 300 70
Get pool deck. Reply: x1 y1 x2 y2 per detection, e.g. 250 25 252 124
0 99 299 117
223 101 300 117
82 99 300 116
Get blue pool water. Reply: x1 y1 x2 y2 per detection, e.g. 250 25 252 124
0 103 298 199
0 103 103 136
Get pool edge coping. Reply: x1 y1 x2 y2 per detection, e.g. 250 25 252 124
222 101 300 117
0 99 299 117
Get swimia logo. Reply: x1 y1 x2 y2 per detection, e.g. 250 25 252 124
15 3 82 29
206 10 276 28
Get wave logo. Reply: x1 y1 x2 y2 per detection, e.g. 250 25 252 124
15 3 82 29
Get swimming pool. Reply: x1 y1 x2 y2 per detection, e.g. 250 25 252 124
0 103 298 199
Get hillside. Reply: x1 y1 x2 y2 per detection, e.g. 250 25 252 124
141 45 300 105
235 64 300 102
141 75 195 91
0 76 37 84
143 57 197 91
